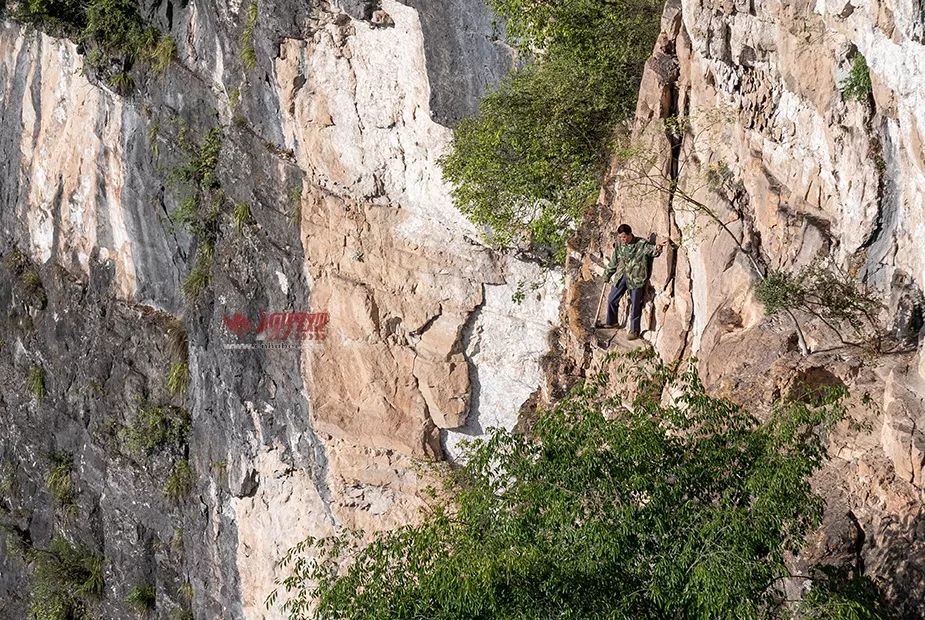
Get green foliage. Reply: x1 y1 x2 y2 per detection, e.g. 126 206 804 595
147 34 175 75
288 184 303 226
46 452 77 519
169 127 224 303
511 276 544 305
171 126 222 199
12 0 173 86
166 360 190 396
170 195 200 232
228 85 242 113
171 581 194 619
125 583 157 611
231 202 253 235
270 356 888 619
28 534 105 620
755 270 796 315
109 70 134 94
841 53 872 102
757 262 882 347
164 459 193 504
240 2 258 69
800 565 893 620
182 248 213 301
82 0 154 58
9 0 85 37
20 269 42 293
5 247 47 306
27 364 46 402
123 400 190 457
178 579 193 601
440 0 660 260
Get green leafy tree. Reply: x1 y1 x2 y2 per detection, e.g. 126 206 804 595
270 354 892 619
756 260 885 352
440 0 661 261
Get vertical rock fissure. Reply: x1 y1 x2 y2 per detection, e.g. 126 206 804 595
661 36 695 364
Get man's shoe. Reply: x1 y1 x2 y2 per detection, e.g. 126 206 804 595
627 331 640 341
595 321 617 329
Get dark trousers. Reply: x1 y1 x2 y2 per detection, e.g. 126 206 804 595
606 276 644 333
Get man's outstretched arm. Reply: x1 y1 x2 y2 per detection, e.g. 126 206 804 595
647 238 668 257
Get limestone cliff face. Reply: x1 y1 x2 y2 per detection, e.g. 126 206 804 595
4 0 925 616
556 0 925 613
0 1 559 617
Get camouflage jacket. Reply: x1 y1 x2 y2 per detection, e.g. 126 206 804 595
604 239 662 289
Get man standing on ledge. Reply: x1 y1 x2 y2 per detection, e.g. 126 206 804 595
597 223 667 340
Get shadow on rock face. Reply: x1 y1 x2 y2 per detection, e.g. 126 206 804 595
787 367 847 405
870 512 925 619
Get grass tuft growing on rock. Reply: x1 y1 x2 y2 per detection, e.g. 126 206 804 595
28 534 105 620
240 2 258 70
125 583 157 611
5 247 47 307
168 127 225 304
182 252 212 302
166 360 190 397
46 451 77 520
27 365 46 402
231 202 253 235
148 34 175 75
164 459 194 505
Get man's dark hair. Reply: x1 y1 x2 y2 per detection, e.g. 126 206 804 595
617 224 632 235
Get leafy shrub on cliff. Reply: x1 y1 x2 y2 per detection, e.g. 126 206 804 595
7 0 84 37
10 0 173 85
755 270 798 315
270 354 892 619
28 534 105 620
757 261 884 350
440 0 660 261
841 53 873 102
123 400 190 457
169 126 224 303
